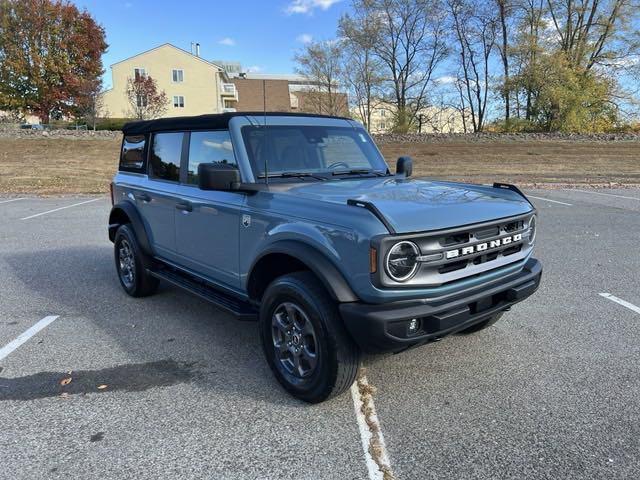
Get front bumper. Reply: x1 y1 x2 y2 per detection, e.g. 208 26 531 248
339 258 542 353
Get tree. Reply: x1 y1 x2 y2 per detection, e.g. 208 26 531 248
339 9 385 131
0 0 107 123
125 75 168 120
496 0 512 121
346 0 448 132
448 0 497 132
294 40 348 116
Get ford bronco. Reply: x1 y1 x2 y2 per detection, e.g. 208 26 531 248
108 112 541 403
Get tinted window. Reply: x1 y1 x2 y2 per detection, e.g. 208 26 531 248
120 135 146 171
149 132 183 182
187 131 236 184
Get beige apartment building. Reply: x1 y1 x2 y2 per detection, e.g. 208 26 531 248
100 43 238 118
355 101 468 134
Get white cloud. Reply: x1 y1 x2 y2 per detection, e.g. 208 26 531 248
285 0 342 15
436 75 457 85
296 33 313 44
246 65 264 73
218 37 236 46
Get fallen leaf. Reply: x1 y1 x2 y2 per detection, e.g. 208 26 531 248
60 377 72 386
97 384 108 390
60 392 69 399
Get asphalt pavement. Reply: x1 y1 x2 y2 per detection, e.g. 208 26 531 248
0 188 639 480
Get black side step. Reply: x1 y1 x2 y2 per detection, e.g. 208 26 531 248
147 266 258 321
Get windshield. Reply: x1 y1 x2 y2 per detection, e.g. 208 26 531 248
241 125 389 180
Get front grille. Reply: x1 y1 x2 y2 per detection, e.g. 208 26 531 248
380 213 535 287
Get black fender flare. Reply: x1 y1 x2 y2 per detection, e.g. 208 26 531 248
249 240 359 303
108 201 153 256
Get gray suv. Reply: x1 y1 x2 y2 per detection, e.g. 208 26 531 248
108 112 542 403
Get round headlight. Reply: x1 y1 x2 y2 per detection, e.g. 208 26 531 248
528 215 537 244
385 241 419 282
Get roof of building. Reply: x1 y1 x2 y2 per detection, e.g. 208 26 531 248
122 112 351 135
111 43 226 72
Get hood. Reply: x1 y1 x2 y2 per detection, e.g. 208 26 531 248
276 177 533 234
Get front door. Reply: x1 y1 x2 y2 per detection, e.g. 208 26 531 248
174 130 243 290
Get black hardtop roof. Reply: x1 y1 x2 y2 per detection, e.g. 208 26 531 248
121 112 351 135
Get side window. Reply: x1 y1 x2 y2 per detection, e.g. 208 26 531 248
149 132 183 182
187 130 236 185
120 135 146 171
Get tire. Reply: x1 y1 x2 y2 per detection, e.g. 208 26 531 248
114 224 159 297
458 312 504 334
259 271 360 403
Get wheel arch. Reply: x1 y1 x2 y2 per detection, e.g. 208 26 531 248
108 201 153 256
247 241 359 304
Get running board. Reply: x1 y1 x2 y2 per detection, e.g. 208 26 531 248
147 267 258 321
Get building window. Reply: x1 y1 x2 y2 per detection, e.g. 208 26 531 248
136 95 147 108
378 108 386 117
173 96 185 108
134 68 146 80
379 122 386 130
172 69 184 82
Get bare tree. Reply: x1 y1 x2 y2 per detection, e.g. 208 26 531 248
546 0 634 70
294 40 348 116
347 0 448 132
496 0 512 121
339 10 386 130
448 0 498 132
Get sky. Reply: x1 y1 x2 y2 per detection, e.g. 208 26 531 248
70 0 350 89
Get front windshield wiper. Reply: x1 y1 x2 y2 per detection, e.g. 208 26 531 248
332 169 389 177
258 172 328 181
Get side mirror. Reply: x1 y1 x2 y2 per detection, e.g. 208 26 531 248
198 162 241 191
396 156 413 178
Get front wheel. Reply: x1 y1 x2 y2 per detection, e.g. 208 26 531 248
259 272 360 403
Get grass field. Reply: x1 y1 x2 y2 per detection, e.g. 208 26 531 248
0 136 638 194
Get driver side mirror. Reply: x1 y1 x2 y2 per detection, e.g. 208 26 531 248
396 156 413 178
198 162 241 191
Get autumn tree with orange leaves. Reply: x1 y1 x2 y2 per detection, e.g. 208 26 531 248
0 0 107 123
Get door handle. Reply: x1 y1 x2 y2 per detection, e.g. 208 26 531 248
175 201 193 213
135 193 151 203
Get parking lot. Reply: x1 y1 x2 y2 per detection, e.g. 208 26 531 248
1 188 639 480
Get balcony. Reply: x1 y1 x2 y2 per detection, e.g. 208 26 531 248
221 83 238 100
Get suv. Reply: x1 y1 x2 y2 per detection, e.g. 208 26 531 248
109 112 541 403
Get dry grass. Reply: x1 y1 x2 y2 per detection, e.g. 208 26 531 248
0 137 638 194
0 137 120 195
379 140 640 187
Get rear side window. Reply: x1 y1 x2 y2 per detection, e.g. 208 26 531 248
149 132 183 182
120 135 146 171
187 131 236 185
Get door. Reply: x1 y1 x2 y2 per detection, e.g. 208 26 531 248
174 130 243 290
140 131 186 261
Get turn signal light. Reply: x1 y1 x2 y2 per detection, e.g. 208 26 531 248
369 247 377 274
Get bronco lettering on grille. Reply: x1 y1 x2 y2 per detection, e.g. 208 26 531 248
445 233 523 259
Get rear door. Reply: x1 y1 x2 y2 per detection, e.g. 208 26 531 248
174 130 243 290
140 131 186 261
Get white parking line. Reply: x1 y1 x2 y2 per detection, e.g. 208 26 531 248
569 190 640 201
599 293 640 315
351 376 394 480
20 198 101 220
0 198 26 205
0 315 59 361
527 195 573 206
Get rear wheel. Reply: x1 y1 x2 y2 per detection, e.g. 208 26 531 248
114 224 159 297
259 272 360 403
458 312 504 334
